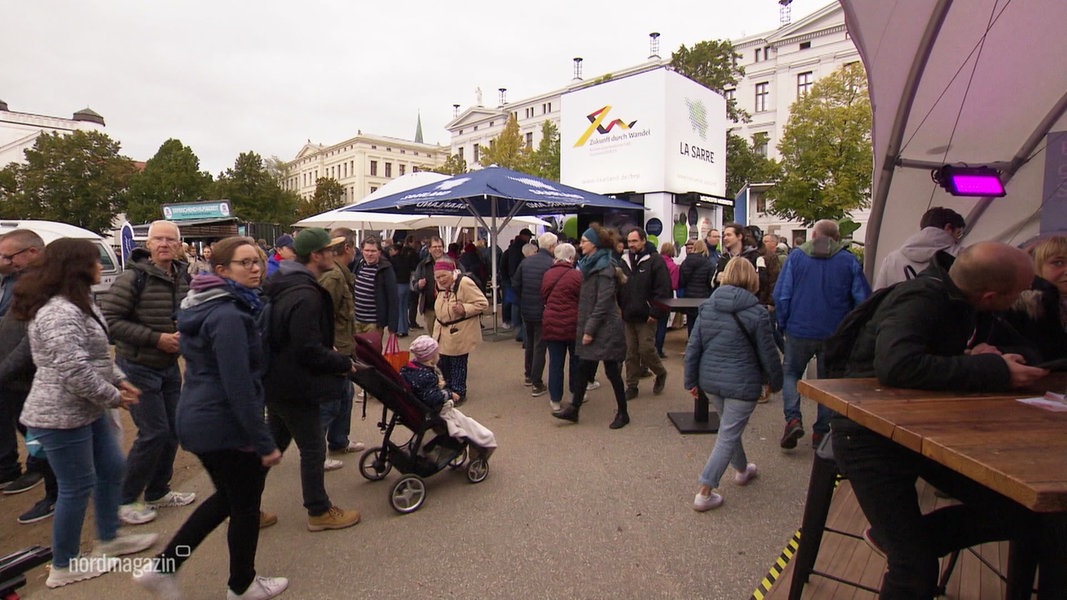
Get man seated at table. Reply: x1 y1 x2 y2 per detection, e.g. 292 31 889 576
834 241 1065 599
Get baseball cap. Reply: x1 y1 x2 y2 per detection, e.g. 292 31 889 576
293 228 345 257
274 234 294 249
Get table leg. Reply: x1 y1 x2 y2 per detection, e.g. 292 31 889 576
667 389 719 433
789 454 839 600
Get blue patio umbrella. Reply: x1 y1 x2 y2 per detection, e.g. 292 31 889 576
349 166 644 327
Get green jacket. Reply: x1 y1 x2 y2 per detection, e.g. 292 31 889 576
318 262 355 356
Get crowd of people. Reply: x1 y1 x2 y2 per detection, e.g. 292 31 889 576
1 207 1066 599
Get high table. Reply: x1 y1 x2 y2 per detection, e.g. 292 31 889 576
791 375 1067 599
652 297 718 433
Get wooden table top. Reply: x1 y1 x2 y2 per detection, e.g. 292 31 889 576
799 375 1067 512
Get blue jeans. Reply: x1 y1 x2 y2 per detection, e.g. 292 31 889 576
395 283 411 335
30 416 124 568
698 396 756 489
320 379 354 451
781 335 832 434
118 358 181 505
546 340 580 404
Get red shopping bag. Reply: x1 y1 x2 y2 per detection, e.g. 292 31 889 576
382 333 409 373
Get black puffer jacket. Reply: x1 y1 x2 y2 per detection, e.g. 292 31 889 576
678 253 713 299
263 262 351 405
100 259 190 368
514 248 554 322
0 313 32 394
845 253 1011 391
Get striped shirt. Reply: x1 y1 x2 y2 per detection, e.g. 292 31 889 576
354 261 378 324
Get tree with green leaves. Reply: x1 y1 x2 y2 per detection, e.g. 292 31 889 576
766 63 872 226
124 139 213 224
0 130 135 234
212 151 299 224
478 114 529 170
526 120 561 181
296 177 346 219
725 132 779 198
433 153 468 176
670 40 748 124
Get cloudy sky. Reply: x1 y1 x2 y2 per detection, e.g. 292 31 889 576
3 0 830 175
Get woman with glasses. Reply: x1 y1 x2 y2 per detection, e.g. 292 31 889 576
134 237 286 600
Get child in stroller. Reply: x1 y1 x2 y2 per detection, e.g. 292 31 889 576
401 336 497 459
351 334 495 513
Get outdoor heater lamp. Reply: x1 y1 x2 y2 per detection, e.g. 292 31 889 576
933 165 1006 197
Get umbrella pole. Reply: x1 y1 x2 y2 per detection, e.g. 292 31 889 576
490 194 500 336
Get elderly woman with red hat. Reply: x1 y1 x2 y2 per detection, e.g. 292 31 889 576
432 259 488 405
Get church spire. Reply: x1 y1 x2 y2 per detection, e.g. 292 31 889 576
414 111 424 144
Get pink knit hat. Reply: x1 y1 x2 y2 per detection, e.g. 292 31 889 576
408 335 439 362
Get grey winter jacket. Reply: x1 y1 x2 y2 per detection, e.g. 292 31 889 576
100 260 190 368
683 285 783 401
575 265 627 363
21 297 125 429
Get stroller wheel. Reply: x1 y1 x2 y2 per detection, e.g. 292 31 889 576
448 446 468 470
359 447 391 481
390 475 426 513
466 458 489 483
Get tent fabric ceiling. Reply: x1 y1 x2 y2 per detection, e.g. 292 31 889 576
840 0 1067 278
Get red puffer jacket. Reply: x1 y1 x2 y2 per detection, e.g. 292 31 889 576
540 262 583 342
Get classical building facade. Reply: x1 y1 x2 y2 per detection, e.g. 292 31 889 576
443 1 867 246
282 132 447 204
0 100 106 167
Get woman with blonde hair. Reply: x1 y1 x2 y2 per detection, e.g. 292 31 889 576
678 239 714 336
1004 235 1067 362
684 258 782 511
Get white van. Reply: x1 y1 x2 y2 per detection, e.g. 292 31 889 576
0 220 121 296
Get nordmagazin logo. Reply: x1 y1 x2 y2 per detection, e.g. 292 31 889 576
573 105 640 147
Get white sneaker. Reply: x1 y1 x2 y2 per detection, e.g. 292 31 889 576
734 463 759 486
133 562 182 600
97 532 158 556
119 502 158 525
333 440 365 453
693 491 724 512
586 380 601 391
549 400 561 412
324 458 343 471
45 555 114 588
146 491 196 508
227 575 289 600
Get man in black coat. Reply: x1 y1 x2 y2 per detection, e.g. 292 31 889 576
264 228 361 532
835 242 1064 598
619 227 672 400
513 232 557 395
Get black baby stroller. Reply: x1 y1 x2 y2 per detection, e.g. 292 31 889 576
350 335 489 514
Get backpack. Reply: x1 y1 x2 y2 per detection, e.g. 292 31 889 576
821 282 902 378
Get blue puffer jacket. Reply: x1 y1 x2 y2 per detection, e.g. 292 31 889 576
772 238 870 340
684 285 783 401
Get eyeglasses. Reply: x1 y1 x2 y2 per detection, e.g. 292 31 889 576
0 248 31 263
229 258 264 269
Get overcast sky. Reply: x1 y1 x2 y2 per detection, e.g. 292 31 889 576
3 0 830 176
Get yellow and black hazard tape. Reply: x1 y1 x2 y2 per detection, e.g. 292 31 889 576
750 529 802 600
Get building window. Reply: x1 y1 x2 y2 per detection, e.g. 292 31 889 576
755 82 769 112
474 125 478 131
399 164 406 176
755 192 767 214
413 166 420 172
458 147 464 161
370 160 377 176
755 48 761 62
754 137 768 157
473 143 480 163
385 162 392 177
400 149 406 154
797 71 814 97
370 186 377 193
723 88 735 102
792 229 808 247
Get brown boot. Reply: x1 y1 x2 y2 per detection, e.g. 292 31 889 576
258 510 278 529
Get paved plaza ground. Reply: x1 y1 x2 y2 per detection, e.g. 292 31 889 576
0 322 825 599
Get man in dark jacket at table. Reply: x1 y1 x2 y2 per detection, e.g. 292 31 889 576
833 242 1064 599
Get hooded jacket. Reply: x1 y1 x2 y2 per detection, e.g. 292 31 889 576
873 227 961 290
619 241 672 322
263 261 351 405
175 277 276 456
773 237 870 340
678 253 713 299
684 285 783 401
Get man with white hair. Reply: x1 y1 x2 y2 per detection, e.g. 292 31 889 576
101 220 195 525
513 232 558 396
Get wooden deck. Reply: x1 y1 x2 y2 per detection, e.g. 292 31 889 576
759 480 1017 600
